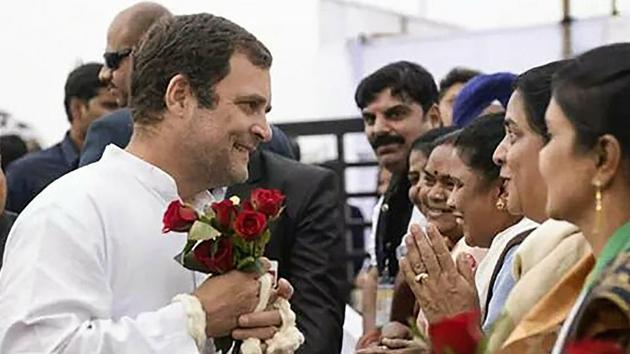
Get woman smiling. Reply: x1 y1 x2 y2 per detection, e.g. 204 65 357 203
447 113 534 331
544 43 630 353
486 61 593 354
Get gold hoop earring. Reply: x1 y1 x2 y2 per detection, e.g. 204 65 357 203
594 181 603 235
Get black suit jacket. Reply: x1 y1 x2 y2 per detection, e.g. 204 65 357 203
228 150 348 354
375 174 413 278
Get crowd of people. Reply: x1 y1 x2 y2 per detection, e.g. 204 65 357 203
0 2 629 354
354 47 630 353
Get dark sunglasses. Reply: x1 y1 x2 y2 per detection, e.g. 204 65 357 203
103 48 133 70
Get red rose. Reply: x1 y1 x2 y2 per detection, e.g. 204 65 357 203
251 188 285 218
193 237 234 274
211 199 237 231
242 200 254 211
233 210 267 241
428 311 482 354
566 340 623 354
162 200 198 233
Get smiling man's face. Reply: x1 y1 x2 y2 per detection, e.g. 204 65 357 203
362 89 434 174
182 53 273 188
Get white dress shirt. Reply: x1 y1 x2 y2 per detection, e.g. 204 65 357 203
0 145 212 354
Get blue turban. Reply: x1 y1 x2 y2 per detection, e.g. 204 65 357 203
452 72 517 127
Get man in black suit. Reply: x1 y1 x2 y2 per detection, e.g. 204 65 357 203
229 149 348 354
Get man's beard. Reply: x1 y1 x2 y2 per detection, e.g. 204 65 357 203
203 148 249 189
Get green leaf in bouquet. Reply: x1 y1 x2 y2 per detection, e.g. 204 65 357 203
230 233 251 253
237 257 265 274
252 229 271 257
198 208 215 224
261 228 271 245
236 256 256 270
213 336 234 353
180 239 197 263
188 220 220 241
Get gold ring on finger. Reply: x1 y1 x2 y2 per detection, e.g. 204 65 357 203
414 272 429 283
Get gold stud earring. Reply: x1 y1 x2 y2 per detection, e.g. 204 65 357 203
496 196 506 211
594 180 603 235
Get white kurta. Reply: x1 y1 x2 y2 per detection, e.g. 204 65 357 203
0 145 211 354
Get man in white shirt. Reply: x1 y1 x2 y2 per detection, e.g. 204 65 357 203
0 13 290 354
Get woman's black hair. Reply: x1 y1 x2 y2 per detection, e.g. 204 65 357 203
410 126 460 158
514 60 572 142
552 43 630 159
454 113 505 185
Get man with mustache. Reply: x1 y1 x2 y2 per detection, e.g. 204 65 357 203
354 61 442 348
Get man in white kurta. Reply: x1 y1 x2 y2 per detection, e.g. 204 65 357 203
0 145 206 353
0 13 287 354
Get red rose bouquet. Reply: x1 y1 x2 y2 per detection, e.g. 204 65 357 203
163 189 303 354
162 188 285 275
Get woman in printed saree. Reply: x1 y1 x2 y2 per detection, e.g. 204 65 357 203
540 43 630 352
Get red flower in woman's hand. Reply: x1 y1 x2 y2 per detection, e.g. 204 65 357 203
566 339 623 354
162 200 198 233
193 237 234 274
251 188 285 218
428 311 482 354
233 210 267 241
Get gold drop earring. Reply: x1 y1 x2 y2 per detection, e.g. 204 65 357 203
594 180 603 235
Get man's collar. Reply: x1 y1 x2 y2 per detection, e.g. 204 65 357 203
101 145 179 203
